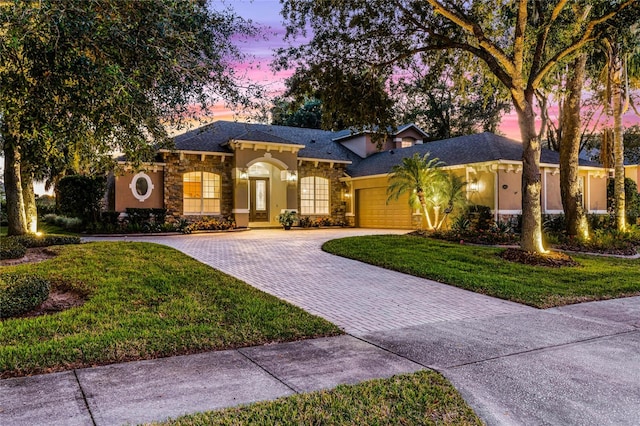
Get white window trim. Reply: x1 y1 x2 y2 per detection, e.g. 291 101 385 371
183 171 221 215
129 172 154 202
300 176 330 215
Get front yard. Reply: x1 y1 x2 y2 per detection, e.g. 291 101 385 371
0 242 341 378
323 235 640 308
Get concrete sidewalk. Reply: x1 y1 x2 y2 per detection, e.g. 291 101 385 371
0 335 424 426
2 299 638 426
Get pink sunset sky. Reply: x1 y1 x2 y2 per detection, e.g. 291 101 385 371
218 0 640 141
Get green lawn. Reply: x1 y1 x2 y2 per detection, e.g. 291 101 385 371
0 242 341 378
323 235 640 308
151 371 481 426
0 222 77 236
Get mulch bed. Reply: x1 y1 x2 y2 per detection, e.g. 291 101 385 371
1 247 88 319
0 247 59 266
500 248 580 268
18 289 87 318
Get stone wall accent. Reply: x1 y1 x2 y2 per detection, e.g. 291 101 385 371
162 153 234 222
297 161 349 225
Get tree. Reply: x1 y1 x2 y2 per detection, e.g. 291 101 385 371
1 0 257 235
559 54 590 239
278 0 637 253
394 62 511 140
624 125 640 164
271 98 323 129
387 153 466 231
591 20 640 231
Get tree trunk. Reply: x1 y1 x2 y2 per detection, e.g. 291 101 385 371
3 144 28 236
610 43 626 231
21 170 38 233
516 100 546 253
559 54 589 239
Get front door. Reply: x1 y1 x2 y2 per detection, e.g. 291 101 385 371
249 178 269 222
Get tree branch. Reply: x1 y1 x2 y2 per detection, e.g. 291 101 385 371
424 0 515 77
531 0 635 89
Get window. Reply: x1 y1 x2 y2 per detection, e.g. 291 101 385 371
183 172 221 214
129 172 154 202
300 176 329 215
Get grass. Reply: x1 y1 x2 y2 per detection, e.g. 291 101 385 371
322 235 640 308
0 222 77 236
150 370 481 426
0 242 341 378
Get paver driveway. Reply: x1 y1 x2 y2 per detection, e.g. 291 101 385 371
106 229 532 335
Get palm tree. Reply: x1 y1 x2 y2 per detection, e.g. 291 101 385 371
387 153 466 231
592 20 640 232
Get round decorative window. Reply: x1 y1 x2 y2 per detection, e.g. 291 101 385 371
129 172 154 202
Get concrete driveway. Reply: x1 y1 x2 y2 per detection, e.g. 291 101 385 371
80 229 640 424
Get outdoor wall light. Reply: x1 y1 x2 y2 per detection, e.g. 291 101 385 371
281 170 298 183
468 179 479 193
238 168 249 181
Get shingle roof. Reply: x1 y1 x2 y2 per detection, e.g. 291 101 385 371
347 132 603 177
331 123 427 142
172 121 358 162
171 123 603 176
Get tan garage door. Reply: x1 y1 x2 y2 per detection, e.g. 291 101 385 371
357 187 413 229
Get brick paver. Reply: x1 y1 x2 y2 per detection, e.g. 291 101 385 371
89 229 532 335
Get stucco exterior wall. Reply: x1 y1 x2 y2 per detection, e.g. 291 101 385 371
162 153 234 222
339 135 369 158
543 170 563 212
467 171 495 210
114 170 164 212
496 170 521 211
587 174 607 212
298 161 348 223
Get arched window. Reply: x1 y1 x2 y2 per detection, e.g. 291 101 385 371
300 176 329 215
183 172 221 214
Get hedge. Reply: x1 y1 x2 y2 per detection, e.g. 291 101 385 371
0 234 81 260
0 274 50 318
0 238 28 260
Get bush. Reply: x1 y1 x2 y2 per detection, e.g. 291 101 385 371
101 211 121 225
0 238 28 260
57 175 106 224
182 216 236 233
607 178 640 225
35 195 56 217
0 273 50 318
43 214 84 232
0 234 80 260
464 205 494 231
13 234 81 248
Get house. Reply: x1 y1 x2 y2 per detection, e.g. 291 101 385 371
112 121 610 229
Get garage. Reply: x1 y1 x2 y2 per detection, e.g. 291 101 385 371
356 187 414 229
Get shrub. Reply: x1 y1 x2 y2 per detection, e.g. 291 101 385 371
0 273 50 318
183 216 236 233
57 175 106 224
35 195 56 217
125 208 154 225
0 238 27 260
0 234 80 260
101 211 121 225
13 234 81 248
42 214 84 232
543 214 566 236
298 216 313 228
607 178 640 225
464 205 494 231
